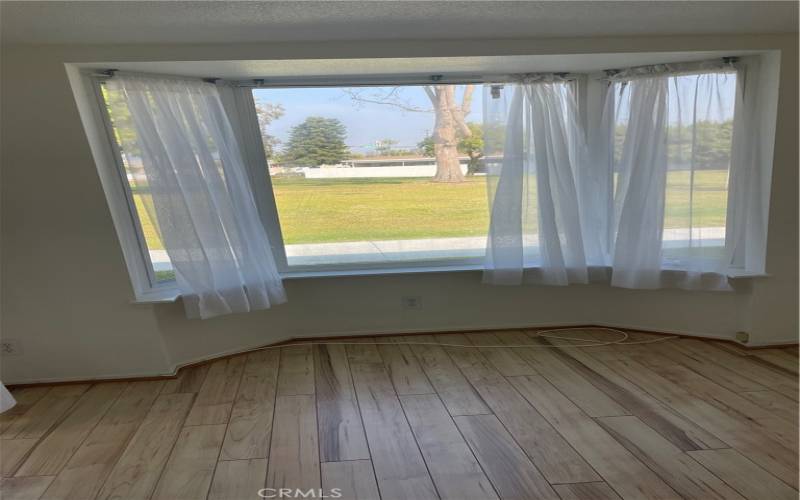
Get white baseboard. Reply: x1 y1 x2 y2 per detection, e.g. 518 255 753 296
6 322 795 386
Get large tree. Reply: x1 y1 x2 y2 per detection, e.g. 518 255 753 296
346 85 475 182
284 117 349 167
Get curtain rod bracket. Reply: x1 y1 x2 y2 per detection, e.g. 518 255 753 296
490 84 504 99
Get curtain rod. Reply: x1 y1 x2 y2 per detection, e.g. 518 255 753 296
89 56 744 86
601 56 740 82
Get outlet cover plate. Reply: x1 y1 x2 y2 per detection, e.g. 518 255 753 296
401 296 423 310
1 339 22 356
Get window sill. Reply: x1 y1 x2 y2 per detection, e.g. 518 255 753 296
279 263 484 280
131 287 181 304
129 264 768 304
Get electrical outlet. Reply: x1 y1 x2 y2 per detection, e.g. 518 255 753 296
1 339 22 356
401 296 423 310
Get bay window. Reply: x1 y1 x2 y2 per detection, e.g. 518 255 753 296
76 53 777 305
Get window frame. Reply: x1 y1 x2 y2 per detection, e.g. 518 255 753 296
77 71 181 301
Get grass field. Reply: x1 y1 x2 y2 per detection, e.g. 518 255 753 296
133 170 729 251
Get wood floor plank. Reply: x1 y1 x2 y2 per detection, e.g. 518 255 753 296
151 424 226 500
0 439 37 477
750 350 799 375
378 338 434 395
160 364 210 395
644 363 797 447
347 343 438 499
1 385 89 440
265 395 320 493
0 476 54 500
495 331 629 417
314 344 370 462
596 415 745 499
553 345 728 451
453 414 559 500
16 383 125 477
688 448 798 500
40 381 164 500
220 350 279 461
739 390 798 424
606 358 798 488
678 340 798 400
439 334 599 484
185 356 245 426
508 375 680 500
400 394 498 499
96 393 194 500
321 460 380 500
464 332 537 377
407 335 489 416
209 459 267 500
277 345 315 396
0 388 51 438
656 341 766 392
553 482 622 500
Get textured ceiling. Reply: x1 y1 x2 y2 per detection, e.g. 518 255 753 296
1 1 797 45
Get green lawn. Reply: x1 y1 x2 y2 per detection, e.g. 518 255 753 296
132 170 729 251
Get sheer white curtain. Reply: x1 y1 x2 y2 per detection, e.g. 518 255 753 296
484 62 747 291
484 78 589 286
608 76 670 288
606 67 737 289
0 382 15 413
725 57 770 275
107 74 286 319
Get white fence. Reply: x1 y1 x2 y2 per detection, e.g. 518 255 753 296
300 164 470 179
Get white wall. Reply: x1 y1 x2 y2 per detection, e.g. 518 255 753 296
1 34 797 384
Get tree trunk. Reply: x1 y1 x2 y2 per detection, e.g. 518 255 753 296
466 152 482 175
430 86 465 183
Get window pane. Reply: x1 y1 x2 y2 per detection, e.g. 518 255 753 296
612 72 736 269
663 72 735 266
253 85 490 267
101 84 175 282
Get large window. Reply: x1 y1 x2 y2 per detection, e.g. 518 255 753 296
253 84 491 269
83 55 775 300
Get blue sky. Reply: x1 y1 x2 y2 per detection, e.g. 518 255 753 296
253 85 483 155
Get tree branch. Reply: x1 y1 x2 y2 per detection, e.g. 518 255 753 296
423 85 438 105
446 86 472 137
342 87 433 113
461 85 475 115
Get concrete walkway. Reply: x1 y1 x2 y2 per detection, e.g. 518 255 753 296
149 227 726 270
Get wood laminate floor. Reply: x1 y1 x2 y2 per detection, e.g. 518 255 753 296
1 329 797 500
